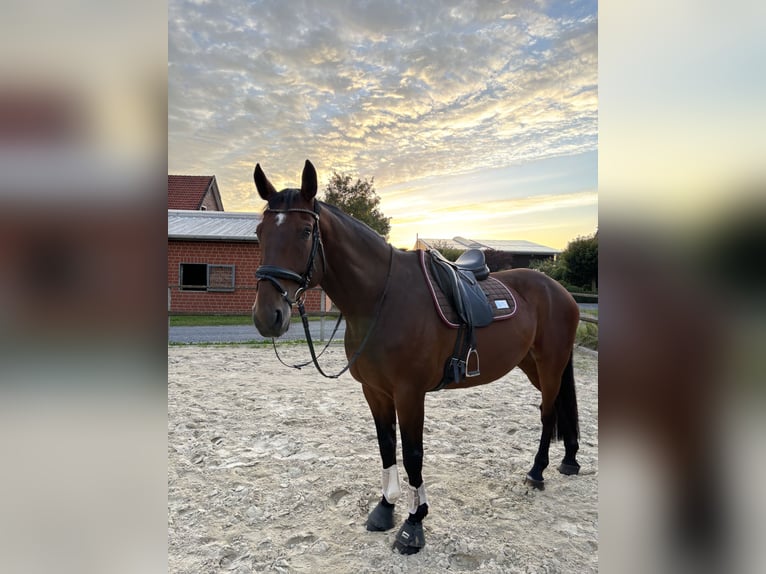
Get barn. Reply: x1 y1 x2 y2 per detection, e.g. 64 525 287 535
414 235 560 269
168 175 225 211
167 176 324 315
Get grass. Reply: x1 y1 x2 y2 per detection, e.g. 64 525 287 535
169 314 252 327
575 321 598 351
169 314 337 327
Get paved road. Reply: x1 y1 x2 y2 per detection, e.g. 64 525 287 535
170 302 595 344
169 318 347 344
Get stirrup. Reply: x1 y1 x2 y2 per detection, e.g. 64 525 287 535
466 347 480 377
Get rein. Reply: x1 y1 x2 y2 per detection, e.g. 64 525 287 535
256 203 395 379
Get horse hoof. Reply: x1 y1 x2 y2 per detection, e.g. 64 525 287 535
525 474 545 490
366 500 395 532
392 519 425 554
558 461 581 476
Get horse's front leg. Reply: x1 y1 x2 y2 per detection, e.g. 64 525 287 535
363 386 400 532
392 389 428 555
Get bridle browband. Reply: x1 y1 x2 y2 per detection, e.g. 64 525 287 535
255 204 325 306
255 200 394 379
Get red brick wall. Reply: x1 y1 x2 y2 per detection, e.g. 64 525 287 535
168 240 324 315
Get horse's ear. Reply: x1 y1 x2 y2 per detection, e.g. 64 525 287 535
254 163 277 200
301 159 317 201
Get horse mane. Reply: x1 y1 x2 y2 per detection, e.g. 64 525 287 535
319 200 390 248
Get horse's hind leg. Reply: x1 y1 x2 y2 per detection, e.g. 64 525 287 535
519 350 581 488
556 353 581 476
362 386 399 532
519 353 562 490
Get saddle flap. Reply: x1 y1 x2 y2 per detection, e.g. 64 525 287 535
457 277 494 327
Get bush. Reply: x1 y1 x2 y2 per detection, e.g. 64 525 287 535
429 241 464 262
560 232 598 291
575 321 598 350
530 258 565 281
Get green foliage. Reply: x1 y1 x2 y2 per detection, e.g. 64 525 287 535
530 258 565 281
560 231 598 291
428 240 465 261
322 172 391 239
530 231 598 292
575 321 599 350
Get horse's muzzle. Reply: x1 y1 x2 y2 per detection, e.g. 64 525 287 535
253 301 291 338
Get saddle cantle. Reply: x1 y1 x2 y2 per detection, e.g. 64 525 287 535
454 249 490 281
420 250 517 391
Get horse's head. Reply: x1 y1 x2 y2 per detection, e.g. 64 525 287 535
252 160 324 337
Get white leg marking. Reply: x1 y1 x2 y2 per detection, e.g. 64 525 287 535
382 464 401 503
407 482 428 514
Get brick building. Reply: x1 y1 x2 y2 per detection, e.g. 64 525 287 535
168 175 224 211
167 209 326 315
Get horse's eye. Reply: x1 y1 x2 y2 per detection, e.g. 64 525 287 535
302 227 312 239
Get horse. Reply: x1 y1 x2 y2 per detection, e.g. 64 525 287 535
251 160 582 554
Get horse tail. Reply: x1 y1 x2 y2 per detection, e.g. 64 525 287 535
553 351 580 442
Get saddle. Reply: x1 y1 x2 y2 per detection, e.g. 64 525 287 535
428 249 493 328
426 249 496 391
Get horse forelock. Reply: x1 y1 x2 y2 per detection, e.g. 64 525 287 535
264 188 302 211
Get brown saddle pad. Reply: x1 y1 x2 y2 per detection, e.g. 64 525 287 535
418 250 517 328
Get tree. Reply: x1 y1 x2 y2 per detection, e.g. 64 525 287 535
322 172 391 239
560 231 598 291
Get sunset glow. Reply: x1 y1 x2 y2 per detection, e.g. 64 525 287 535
169 0 598 249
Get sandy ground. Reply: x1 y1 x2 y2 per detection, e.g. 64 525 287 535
168 345 598 573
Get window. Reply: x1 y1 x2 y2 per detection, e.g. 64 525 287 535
207 264 235 291
180 263 207 291
180 263 235 292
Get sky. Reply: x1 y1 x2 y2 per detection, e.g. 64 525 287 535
168 0 598 249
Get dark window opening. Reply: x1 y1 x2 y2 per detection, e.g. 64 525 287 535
179 263 235 292
180 263 207 291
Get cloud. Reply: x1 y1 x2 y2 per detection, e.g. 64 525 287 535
169 0 597 235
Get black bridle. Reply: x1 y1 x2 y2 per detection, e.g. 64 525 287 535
255 203 325 306
255 200 394 379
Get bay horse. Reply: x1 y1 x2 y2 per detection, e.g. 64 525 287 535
252 160 582 554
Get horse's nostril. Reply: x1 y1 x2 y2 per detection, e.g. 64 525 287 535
274 309 283 328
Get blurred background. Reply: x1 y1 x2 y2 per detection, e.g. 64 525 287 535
0 1 167 573
600 1 765 573
0 1 763 573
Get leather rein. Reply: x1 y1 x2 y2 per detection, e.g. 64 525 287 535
255 202 394 379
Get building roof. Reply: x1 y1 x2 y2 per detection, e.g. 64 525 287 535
168 175 224 210
417 236 560 255
471 239 560 255
168 209 261 242
416 237 467 251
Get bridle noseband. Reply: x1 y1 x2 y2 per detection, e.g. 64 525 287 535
255 203 326 306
